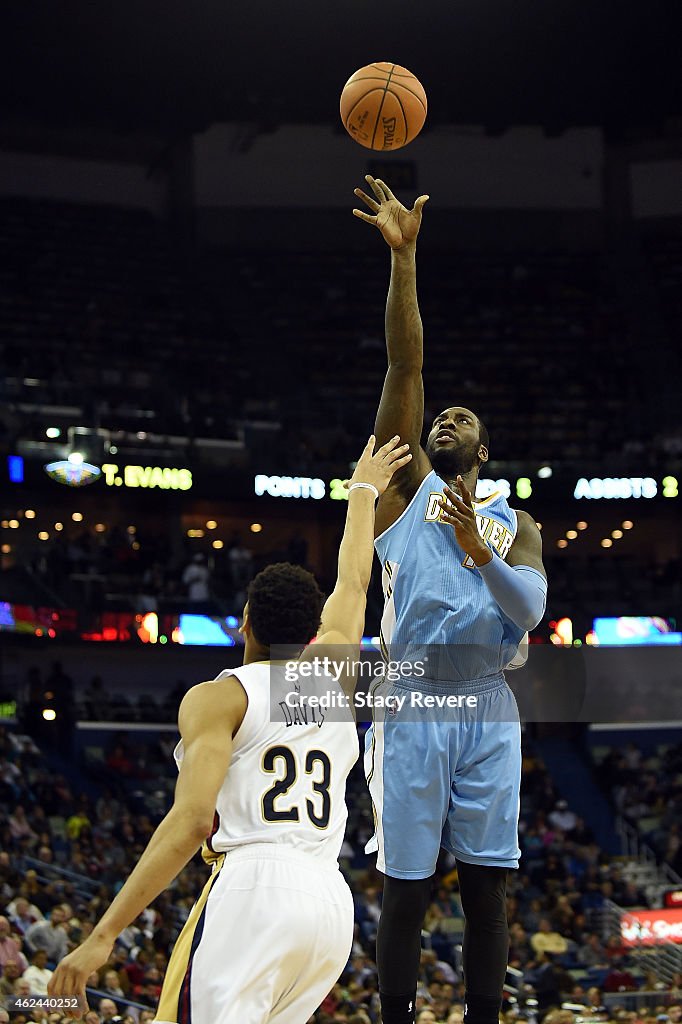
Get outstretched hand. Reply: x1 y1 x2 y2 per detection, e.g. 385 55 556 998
349 434 412 497
352 176 429 250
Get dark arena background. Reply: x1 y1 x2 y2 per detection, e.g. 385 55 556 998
1 2 682 1022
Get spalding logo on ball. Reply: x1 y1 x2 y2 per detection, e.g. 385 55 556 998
340 62 427 151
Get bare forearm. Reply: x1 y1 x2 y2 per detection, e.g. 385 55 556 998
386 244 422 369
337 489 376 592
92 808 203 942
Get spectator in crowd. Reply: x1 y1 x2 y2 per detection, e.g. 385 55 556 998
13 975 32 999
65 808 91 842
578 932 608 967
583 986 607 1013
0 917 27 971
548 800 578 833
121 948 149 991
603 958 637 993
508 922 533 966
18 871 50 915
618 881 646 908
8 807 37 845
98 997 120 1021
101 968 125 1000
6 897 42 936
530 918 569 957
181 553 210 603
532 952 572 1013
22 949 53 996
0 959 22 1000
25 907 68 963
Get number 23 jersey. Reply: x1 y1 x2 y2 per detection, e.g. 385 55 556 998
173 664 359 866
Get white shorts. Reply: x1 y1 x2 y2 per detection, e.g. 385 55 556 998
154 844 354 1024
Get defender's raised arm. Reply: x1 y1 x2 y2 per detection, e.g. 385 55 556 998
312 435 411 650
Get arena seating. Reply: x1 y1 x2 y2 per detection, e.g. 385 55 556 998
591 739 682 877
2 198 675 470
1 719 681 1023
1 530 679 641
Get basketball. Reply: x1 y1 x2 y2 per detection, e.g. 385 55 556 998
340 62 427 151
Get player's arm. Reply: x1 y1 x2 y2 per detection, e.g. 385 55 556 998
47 680 246 1017
299 436 411 694
507 510 546 577
438 481 547 632
353 176 432 498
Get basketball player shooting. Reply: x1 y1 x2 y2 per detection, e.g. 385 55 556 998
48 435 412 1024
352 176 547 1024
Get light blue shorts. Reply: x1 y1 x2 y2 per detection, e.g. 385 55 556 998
364 674 521 878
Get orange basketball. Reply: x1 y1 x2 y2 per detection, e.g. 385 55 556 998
340 62 427 151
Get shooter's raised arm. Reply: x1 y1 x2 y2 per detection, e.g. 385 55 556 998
353 176 432 502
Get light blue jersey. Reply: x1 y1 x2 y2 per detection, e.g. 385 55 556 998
366 469 524 876
375 469 526 683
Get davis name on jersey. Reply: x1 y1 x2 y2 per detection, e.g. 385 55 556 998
375 470 526 682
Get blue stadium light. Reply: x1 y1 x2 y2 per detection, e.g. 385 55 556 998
7 455 24 483
593 616 682 646
178 614 240 646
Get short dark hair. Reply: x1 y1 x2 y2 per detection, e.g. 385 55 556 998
247 562 324 648
477 416 489 454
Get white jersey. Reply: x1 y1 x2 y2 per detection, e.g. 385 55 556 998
173 663 359 867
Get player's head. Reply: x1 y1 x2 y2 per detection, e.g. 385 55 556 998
241 562 324 654
424 406 489 478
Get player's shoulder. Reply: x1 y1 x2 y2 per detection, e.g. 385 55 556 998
512 508 540 533
179 676 248 728
509 509 546 575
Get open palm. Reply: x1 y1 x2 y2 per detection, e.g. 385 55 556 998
353 176 429 249
350 434 412 496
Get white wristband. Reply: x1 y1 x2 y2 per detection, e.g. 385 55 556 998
348 482 379 500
